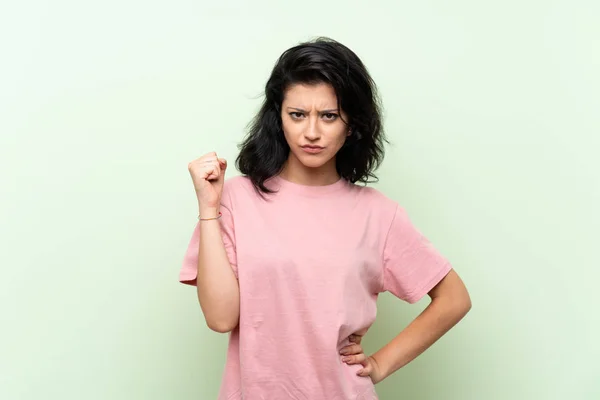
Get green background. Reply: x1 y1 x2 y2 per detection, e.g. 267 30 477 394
1 1 598 399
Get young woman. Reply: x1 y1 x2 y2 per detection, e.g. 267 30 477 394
180 37 471 400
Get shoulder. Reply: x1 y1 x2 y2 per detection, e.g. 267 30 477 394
222 175 259 203
223 174 253 192
348 182 399 212
346 182 402 232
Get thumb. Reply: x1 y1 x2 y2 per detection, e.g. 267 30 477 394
218 158 227 171
217 158 227 183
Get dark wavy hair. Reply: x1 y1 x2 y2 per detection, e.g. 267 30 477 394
235 37 387 195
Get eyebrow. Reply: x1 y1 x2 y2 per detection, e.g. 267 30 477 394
287 107 339 113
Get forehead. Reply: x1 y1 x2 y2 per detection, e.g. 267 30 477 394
282 83 338 107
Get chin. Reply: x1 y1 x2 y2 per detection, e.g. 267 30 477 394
297 154 330 169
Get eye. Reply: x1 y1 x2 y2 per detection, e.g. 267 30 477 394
322 113 338 121
289 112 304 119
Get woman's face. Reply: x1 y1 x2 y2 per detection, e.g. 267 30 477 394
280 83 349 174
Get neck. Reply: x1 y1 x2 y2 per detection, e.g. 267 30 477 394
279 158 340 186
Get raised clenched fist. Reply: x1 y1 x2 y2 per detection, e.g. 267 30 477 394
188 152 228 213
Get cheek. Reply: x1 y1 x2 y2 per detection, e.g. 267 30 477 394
332 127 349 148
281 119 301 139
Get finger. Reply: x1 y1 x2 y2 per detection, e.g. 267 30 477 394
200 159 218 171
201 160 220 169
357 362 373 377
201 158 227 180
199 152 218 162
205 163 221 181
342 353 366 365
200 154 219 163
340 344 362 356
349 334 362 344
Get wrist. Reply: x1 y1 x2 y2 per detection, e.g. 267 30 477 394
369 352 390 383
198 206 220 218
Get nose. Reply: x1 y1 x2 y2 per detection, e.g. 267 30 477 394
304 117 321 141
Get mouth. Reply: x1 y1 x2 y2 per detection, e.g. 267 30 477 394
301 145 325 154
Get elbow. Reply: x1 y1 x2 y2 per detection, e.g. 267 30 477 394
454 291 472 319
461 295 472 316
428 269 471 318
206 317 238 333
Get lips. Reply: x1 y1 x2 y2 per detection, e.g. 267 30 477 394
301 145 325 154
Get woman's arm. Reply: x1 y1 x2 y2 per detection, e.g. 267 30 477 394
367 269 471 383
196 206 240 333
